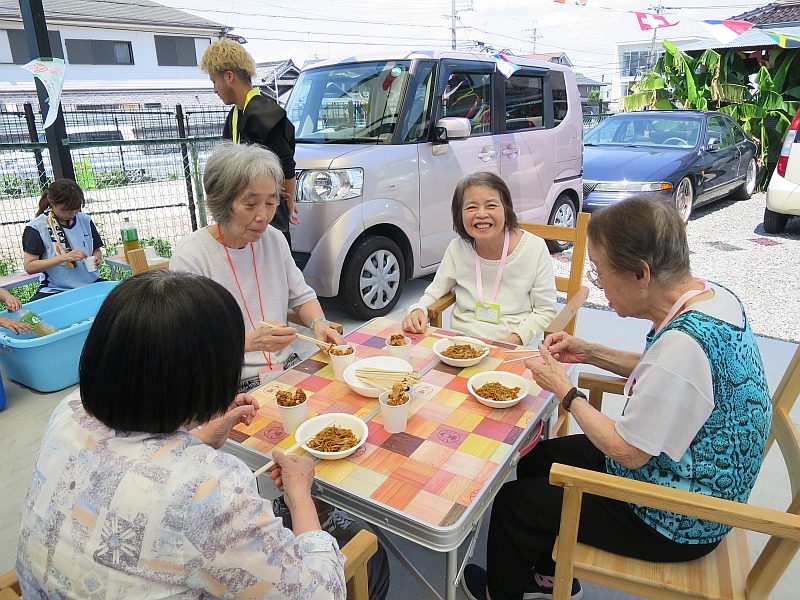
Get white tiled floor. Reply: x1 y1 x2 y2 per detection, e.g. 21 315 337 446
1 277 798 599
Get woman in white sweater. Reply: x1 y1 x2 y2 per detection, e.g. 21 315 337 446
402 172 556 346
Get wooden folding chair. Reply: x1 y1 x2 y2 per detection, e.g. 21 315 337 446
3 529 378 600
426 211 590 436
549 344 800 600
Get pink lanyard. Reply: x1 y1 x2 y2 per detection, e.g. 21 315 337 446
624 278 711 397
474 229 510 307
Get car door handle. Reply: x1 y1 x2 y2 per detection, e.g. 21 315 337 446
502 146 519 158
478 149 498 161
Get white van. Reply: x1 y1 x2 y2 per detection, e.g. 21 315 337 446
286 50 583 319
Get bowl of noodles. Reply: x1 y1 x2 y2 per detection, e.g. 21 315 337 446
432 337 489 367
466 371 530 408
295 413 369 460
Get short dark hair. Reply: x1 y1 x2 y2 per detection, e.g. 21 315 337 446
451 172 519 241
80 270 245 433
587 196 691 285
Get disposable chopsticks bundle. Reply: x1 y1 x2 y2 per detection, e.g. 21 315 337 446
355 367 422 390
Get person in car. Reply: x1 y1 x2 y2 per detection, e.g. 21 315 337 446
402 171 557 346
462 197 772 600
22 179 105 301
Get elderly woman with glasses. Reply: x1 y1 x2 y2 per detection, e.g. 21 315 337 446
462 197 772 600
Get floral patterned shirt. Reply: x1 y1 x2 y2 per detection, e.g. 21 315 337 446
17 392 346 599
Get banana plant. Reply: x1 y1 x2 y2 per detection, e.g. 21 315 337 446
621 40 800 189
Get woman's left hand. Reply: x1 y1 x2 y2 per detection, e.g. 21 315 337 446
3 295 21 312
315 323 345 346
525 345 574 399
196 394 260 449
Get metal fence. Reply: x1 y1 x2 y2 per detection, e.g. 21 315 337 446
0 103 228 275
583 112 613 132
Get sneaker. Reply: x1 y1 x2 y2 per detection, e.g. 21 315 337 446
461 564 489 600
319 507 358 545
523 571 583 600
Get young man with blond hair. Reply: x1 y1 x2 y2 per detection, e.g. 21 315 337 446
200 39 298 247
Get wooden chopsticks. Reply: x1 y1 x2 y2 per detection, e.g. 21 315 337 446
354 367 422 390
428 332 493 350
259 321 334 351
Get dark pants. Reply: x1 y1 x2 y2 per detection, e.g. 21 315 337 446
486 434 720 600
270 198 292 249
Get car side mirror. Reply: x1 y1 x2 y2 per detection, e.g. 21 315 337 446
706 137 721 152
434 117 471 143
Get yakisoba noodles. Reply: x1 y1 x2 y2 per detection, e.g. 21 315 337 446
307 425 360 452
441 343 484 359
474 381 521 401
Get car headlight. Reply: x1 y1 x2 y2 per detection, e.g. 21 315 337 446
297 168 363 202
592 181 673 193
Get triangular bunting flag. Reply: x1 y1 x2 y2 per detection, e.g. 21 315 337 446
763 30 800 48
701 20 753 44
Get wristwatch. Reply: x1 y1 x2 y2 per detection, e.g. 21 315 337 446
561 387 586 413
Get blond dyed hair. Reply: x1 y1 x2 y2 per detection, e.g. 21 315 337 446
200 39 256 83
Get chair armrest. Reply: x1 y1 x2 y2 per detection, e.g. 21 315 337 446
544 286 589 338
0 569 20 596
576 372 626 412
426 292 455 328
342 529 378 600
549 464 800 541
286 310 343 335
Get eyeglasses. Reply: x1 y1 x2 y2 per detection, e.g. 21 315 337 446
586 263 615 289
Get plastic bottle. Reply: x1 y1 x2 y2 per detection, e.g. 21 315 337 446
18 310 58 337
121 217 140 260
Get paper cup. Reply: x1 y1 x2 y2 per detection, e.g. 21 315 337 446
329 345 356 380
83 256 98 272
277 401 308 435
379 390 410 434
115 244 124 257
144 245 158 262
385 336 411 361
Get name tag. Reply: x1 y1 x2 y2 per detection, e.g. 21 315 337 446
475 302 501 323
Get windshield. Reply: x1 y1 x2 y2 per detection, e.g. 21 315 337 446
585 114 701 149
286 60 412 144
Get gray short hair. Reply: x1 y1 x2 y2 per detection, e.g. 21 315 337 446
587 196 691 286
203 142 285 223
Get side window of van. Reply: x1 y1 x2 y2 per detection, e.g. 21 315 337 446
401 64 435 143
551 71 568 126
504 74 544 132
442 72 492 136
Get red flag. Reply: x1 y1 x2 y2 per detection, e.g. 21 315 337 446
632 11 679 31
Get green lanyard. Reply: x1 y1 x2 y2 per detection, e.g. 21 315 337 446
231 88 261 144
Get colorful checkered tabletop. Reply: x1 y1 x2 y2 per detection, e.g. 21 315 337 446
228 317 558 532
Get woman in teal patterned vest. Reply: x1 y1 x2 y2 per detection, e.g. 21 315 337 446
462 197 772 600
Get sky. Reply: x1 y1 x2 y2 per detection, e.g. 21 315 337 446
158 0 771 83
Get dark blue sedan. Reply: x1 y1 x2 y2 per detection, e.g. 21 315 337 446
582 110 758 220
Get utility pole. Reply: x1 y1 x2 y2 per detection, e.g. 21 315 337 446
647 1 664 70
526 20 540 54
451 0 457 50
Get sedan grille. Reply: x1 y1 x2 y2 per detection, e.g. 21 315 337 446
583 183 597 199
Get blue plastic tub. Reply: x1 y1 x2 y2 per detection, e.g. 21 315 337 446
0 281 119 392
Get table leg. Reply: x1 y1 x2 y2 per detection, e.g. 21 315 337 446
446 549 458 600
369 525 443 600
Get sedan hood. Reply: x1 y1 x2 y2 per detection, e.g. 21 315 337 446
583 146 692 182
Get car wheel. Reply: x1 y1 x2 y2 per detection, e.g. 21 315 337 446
730 158 757 200
763 207 789 234
546 195 576 253
675 177 694 222
339 235 406 320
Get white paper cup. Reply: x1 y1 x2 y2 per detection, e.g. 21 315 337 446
83 256 98 272
379 390 410 434
144 245 158 262
115 244 124 257
385 336 411 361
329 345 356 380
277 401 308 435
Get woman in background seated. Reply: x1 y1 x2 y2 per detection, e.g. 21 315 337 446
171 142 343 392
402 172 556 345
22 179 104 301
462 197 772 600
17 270 346 599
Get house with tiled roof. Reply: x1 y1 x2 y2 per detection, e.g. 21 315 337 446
0 0 231 109
732 0 800 25
255 59 300 102
523 52 574 68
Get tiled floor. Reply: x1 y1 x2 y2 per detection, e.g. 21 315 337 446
1 277 798 599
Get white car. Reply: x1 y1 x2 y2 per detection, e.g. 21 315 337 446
765 109 800 233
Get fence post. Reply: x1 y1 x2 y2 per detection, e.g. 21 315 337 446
189 141 207 227
23 102 48 190
175 104 198 231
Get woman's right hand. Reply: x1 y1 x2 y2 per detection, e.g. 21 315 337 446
402 308 427 334
542 331 590 364
62 249 87 264
245 322 297 353
269 451 316 505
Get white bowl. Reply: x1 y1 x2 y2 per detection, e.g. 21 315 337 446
433 337 490 367
467 371 530 408
295 413 369 460
342 356 414 398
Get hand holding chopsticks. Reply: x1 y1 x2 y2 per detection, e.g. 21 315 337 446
259 320 334 352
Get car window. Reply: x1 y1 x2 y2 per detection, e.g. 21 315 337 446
505 74 544 131
706 115 733 148
729 119 746 144
400 62 435 143
443 72 492 136
551 71 568 126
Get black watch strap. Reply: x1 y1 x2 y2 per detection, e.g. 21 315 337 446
562 387 586 413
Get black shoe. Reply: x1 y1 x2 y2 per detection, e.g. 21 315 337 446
272 496 292 529
319 507 358 546
461 564 489 600
523 571 583 600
